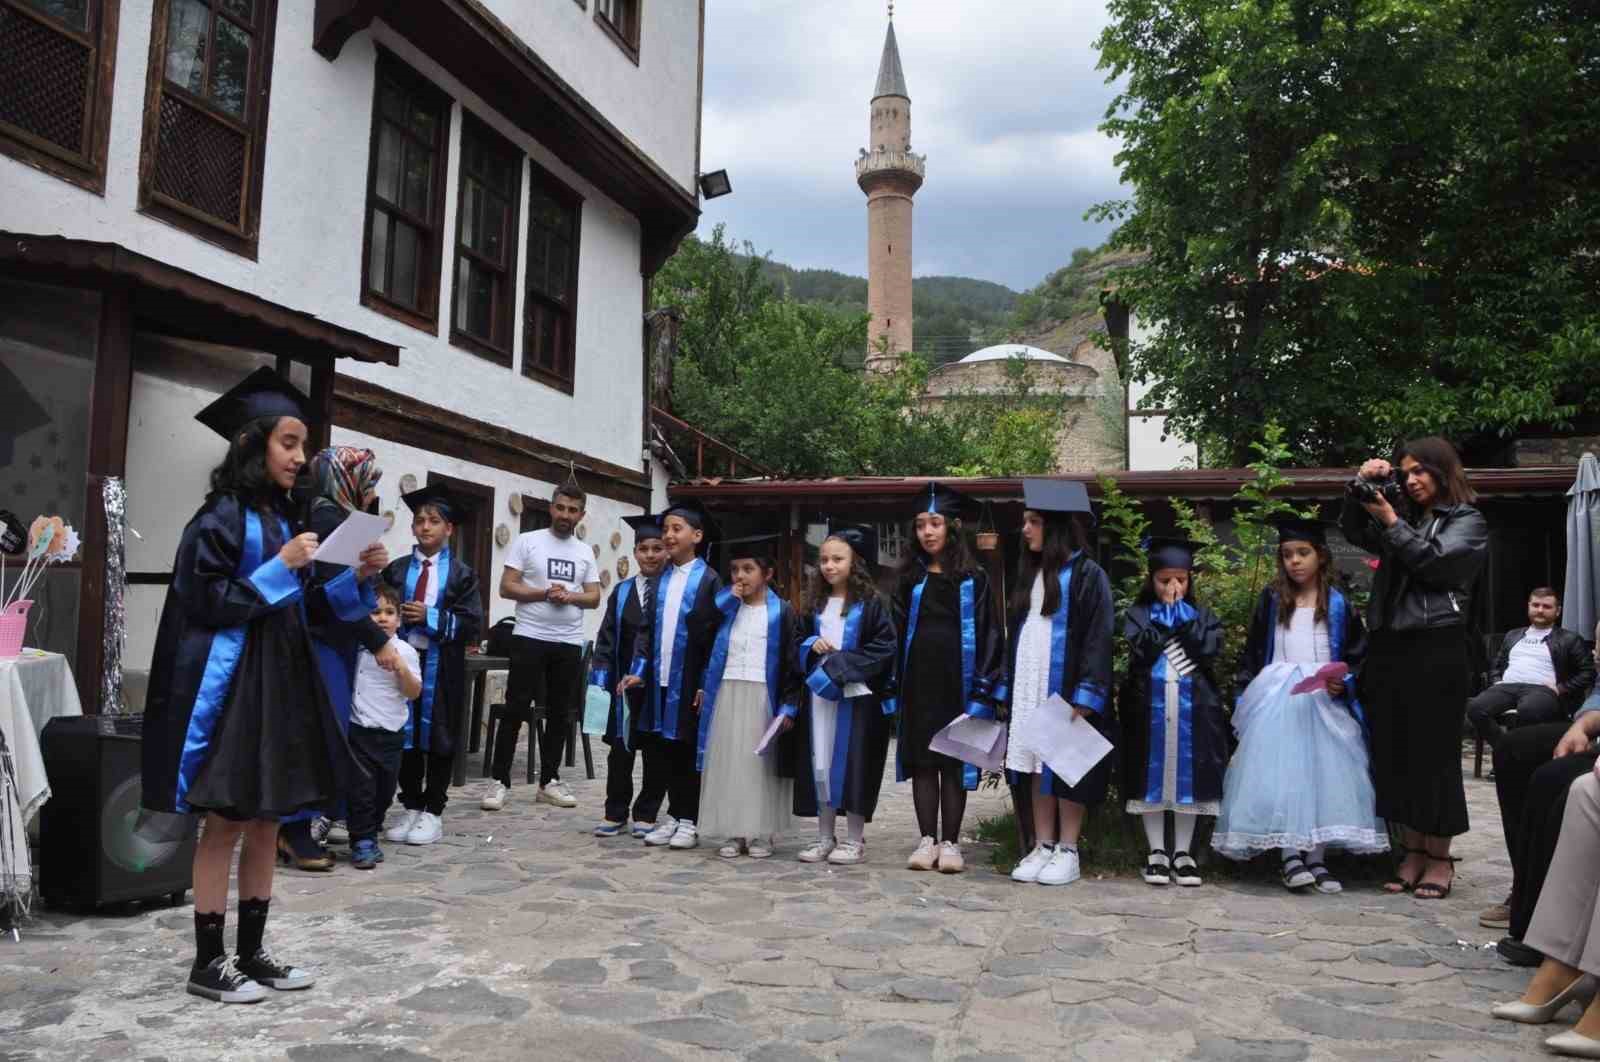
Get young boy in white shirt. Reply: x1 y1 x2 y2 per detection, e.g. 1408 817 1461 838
349 583 422 870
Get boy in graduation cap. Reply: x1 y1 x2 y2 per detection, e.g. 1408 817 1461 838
618 500 724 850
380 484 483 847
590 513 670 838
141 368 387 1003
1119 536 1228 888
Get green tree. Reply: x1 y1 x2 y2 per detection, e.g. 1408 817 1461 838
1093 0 1600 467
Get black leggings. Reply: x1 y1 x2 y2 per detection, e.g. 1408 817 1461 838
911 764 966 843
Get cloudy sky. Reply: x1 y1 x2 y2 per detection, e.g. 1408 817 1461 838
696 1 1125 293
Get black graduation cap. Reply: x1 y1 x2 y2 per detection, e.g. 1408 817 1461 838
1146 536 1202 572
914 481 967 519
1022 478 1093 516
663 500 717 540
401 483 465 522
828 523 879 568
194 367 310 442
622 513 665 542
1275 517 1330 546
727 534 780 565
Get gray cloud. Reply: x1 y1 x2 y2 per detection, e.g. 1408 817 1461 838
696 0 1125 291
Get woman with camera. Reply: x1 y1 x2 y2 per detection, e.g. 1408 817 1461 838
1340 436 1488 899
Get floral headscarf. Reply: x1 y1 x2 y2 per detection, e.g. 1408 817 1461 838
307 446 381 515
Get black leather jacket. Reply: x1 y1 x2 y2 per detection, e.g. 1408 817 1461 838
1491 626 1597 714
1340 498 1489 635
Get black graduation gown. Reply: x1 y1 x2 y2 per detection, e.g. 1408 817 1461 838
1119 600 1228 809
891 564 1004 788
592 575 647 749
142 493 371 819
1001 553 1118 803
629 558 724 744
790 594 899 820
381 550 483 758
1236 586 1370 726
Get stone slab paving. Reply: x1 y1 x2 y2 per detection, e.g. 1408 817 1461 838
0 740 1547 1061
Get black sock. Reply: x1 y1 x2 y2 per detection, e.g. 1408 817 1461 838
236 898 270 959
194 911 225 970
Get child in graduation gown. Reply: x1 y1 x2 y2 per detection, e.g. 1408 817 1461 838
792 526 898 866
380 485 483 848
1004 479 1116 888
695 537 799 857
141 369 386 1004
1120 538 1228 888
620 501 724 851
892 483 1002 874
1213 519 1386 893
590 513 669 838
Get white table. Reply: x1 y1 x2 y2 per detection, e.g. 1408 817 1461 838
0 651 83 826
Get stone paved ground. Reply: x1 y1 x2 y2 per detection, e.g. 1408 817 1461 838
0 739 1551 1061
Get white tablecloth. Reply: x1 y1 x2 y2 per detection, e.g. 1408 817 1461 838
0 651 84 826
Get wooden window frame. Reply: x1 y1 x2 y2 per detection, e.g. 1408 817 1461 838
359 48 452 335
450 112 522 366
137 0 278 258
593 0 639 65
0 0 120 194
522 159 582 394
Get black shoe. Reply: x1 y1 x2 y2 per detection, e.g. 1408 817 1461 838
237 948 316 990
186 956 266 1003
1497 936 1543 967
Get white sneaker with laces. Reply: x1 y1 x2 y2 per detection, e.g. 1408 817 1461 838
1037 846 1081 886
480 781 508 811
404 811 442 845
668 821 699 849
309 817 331 845
798 836 837 863
643 817 678 846
907 836 938 871
827 839 866 865
537 781 578 808
1011 844 1053 883
937 841 965 874
747 837 774 859
384 809 419 844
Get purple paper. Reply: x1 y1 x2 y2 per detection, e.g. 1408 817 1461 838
753 714 786 756
1290 662 1349 696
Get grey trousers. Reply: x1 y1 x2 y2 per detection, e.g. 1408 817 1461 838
1527 772 1600 975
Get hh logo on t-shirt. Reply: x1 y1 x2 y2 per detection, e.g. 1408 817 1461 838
548 558 577 584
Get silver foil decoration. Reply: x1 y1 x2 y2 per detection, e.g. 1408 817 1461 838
102 475 127 714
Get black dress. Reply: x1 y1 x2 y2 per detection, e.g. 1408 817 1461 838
898 573 964 770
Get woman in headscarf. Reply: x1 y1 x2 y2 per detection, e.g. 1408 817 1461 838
278 446 394 870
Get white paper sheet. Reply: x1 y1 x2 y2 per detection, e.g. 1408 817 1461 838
843 682 871 699
1021 694 1114 787
309 510 390 567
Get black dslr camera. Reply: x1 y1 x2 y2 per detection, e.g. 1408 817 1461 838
1346 472 1405 507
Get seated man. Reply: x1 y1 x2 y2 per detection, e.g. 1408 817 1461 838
1468 588 1594 747
1483 623 1600 964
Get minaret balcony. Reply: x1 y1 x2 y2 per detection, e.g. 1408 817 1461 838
855 149 926 188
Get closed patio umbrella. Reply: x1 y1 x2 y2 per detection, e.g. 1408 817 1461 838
1563 452 1600 640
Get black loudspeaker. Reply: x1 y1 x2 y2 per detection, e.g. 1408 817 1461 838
39 715 196 908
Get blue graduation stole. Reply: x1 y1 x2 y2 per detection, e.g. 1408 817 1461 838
401 547 452 751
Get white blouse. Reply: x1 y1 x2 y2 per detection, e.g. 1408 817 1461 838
723 601 769 683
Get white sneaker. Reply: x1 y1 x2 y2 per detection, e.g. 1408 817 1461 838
643 817 678 846
1011 844 1053 883
937 841 965 874
827 839 865 865
798 836 837 863
404 811 442 845
537 781 578 808
718 839 746 859
309 817 331 845
747 837 774 859
668 821 699 849
325 820 349 846
384 809 419 844
1038 846 1081 886
480 781 508 811
907 836 938 871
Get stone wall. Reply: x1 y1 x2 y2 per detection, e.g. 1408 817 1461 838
1512 436 1600 467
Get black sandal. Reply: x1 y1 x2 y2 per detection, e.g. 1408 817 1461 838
1383 846 1423 894
1142 850 1172 886
1306 862 1341 894
1282 854 1314 890
1171 850 1202 887
1413 855 1458 900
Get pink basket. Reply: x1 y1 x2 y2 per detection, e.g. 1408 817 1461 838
0 599 32 658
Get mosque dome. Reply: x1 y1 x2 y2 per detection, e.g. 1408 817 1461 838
956 344 1069 365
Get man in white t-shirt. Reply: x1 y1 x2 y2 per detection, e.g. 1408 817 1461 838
1469 587 1596 747
485 485 601 811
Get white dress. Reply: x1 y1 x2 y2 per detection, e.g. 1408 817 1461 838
1212 607 1389 857
809 597 847 804
1005 573 1054 774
